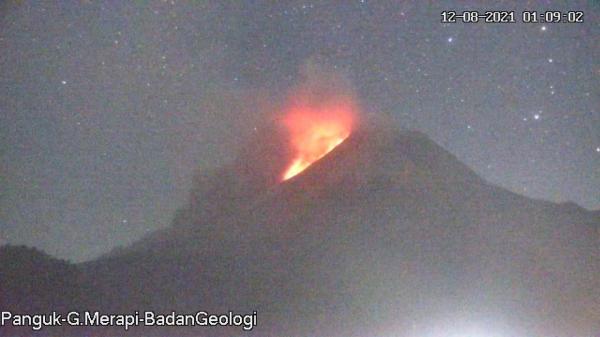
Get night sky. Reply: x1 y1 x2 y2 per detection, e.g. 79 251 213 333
1 1 598 262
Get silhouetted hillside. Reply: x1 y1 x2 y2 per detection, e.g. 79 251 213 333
0 245 82 313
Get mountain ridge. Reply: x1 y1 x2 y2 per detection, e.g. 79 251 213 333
103 122 597 260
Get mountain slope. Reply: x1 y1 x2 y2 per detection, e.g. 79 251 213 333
2 121 598 337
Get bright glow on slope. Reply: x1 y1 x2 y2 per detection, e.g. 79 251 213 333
281 99 356 181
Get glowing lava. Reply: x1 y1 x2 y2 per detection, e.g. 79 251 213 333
281 98 357 181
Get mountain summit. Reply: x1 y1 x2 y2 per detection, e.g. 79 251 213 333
2 119 598 337
121 119 489 251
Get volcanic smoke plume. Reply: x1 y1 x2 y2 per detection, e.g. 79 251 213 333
279 62 360 181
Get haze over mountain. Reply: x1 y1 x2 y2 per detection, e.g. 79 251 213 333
1 116 598 337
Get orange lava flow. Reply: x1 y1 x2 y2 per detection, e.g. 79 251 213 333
281 98 356 181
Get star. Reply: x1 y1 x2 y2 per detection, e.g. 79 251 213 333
447 37 453 43
541 25 547 31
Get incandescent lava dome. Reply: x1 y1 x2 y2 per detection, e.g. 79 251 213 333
280 72 359 181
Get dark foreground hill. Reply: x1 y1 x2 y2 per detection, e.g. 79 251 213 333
1 121 598 337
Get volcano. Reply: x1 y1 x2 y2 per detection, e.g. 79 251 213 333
1 119 598 337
